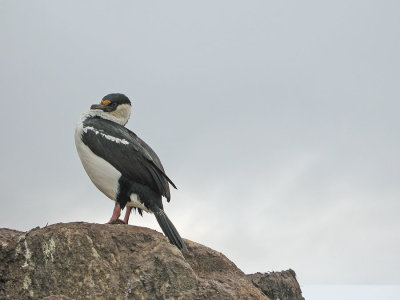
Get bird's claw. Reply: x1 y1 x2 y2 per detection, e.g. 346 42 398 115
107 219 126 224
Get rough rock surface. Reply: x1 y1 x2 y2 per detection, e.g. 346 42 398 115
0 222 269 299
247 270 305 300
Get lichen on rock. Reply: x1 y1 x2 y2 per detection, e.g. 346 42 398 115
0 222 303 299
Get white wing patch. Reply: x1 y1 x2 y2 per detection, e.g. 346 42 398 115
126 193 152 213
83 126 129 145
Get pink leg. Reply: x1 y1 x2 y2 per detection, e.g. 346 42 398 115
123 206 132 224
107 202 126 224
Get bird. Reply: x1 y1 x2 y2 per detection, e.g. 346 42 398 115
74 93 186 250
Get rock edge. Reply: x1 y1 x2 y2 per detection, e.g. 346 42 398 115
0 222 303 300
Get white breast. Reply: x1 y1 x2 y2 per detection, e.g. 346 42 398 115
75 113 150 212
75 117 121 201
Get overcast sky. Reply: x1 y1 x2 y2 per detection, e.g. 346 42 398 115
1 1 399 285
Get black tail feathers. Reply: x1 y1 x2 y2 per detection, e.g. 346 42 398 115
154 208 187 250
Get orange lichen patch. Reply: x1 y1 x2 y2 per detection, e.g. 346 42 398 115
101 100 111 105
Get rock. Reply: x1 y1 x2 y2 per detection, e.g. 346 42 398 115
247 270 305 300
0 222 270 299
39 296 72 300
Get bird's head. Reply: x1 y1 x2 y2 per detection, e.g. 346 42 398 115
90 93 132 126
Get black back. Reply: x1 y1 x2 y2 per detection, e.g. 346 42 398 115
81 116 176 202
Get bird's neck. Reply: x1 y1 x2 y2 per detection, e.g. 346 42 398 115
83 110 129 126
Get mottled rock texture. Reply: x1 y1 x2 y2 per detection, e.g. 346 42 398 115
0 222 304 299
247 269 305 300
0 222 269 299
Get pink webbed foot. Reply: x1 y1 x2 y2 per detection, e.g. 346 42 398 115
107 219 126 224
106 203 127 224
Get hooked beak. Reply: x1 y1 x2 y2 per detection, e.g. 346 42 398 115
90 104 115 112
90 104 106 110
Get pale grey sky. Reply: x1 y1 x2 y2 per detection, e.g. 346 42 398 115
1 1 399 285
